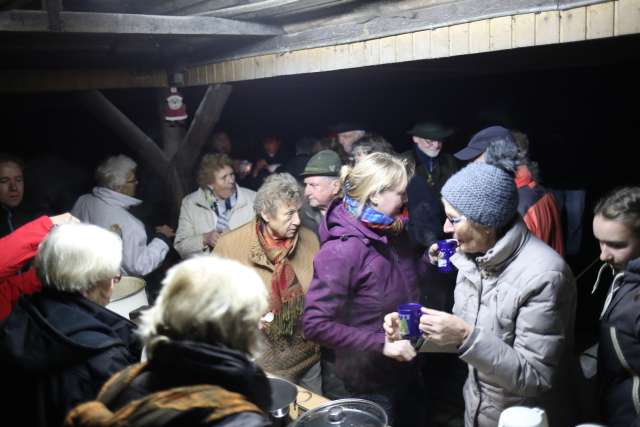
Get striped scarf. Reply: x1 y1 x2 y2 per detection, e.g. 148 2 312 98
206 186 237 232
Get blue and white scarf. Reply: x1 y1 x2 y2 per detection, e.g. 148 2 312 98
206 186 238 232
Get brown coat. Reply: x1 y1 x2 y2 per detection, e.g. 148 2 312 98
214 219 320 382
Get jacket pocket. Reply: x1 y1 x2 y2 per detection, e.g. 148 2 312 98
610 326 640 415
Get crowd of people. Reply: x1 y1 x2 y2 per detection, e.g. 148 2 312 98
0 121 638 427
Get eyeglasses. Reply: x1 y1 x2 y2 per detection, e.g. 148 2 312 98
445 214 466 225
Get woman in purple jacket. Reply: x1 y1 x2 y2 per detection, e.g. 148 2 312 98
303 152 423 427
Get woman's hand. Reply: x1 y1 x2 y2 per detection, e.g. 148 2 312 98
419 307 473 347
383 312 402 341
382 336 417 362
427 242 439 265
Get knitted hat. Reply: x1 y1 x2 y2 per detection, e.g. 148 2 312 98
441 162 518 229
301 150 342 177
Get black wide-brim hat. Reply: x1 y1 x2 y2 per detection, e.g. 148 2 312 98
407 122 454 140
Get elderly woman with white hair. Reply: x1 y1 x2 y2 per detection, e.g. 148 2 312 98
72 154 174 277
214 173 321 393
65 256 272 427
0 223 141 427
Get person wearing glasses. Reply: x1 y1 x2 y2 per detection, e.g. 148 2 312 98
384 161 577 426
0 223 141 427
72 155 174 277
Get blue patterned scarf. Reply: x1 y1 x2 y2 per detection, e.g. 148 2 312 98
343 193 408 234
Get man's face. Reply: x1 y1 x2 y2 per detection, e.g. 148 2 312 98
413 136 443 158
263 201 302 240
0 161 24 208
304 176 340 211
338 130 364 154
593 214 640 272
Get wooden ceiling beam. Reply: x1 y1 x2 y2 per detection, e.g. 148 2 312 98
0 10 284 36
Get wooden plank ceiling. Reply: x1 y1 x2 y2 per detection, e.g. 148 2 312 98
1 0 621 70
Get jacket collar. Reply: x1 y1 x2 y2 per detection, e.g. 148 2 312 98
453 219 529 283
194 185 248 210
93 186 142 209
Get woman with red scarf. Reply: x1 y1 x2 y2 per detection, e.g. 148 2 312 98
214 173 320 392
303 152 424 427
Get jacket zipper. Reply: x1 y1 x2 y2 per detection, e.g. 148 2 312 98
610 326 640 414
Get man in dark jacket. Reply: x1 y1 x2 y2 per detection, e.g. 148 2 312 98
0 223 141 427
0 153 39 238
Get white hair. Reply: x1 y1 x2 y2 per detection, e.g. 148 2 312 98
35 223 122 293
254 172 303 217
138 256 268 358
95 155 137 190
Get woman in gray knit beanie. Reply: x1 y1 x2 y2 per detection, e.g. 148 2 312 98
384 161 577 426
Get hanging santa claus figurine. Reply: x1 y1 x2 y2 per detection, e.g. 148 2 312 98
164 87 188 123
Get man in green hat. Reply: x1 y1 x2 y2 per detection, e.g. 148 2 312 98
299 149 342 237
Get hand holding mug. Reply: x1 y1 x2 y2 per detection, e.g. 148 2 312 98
419 307 473 347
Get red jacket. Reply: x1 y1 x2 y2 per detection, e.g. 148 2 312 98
515 166 565 256
0 215 53 320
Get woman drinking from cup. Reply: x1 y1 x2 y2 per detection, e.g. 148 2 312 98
303 152 423 427
384 161 577 427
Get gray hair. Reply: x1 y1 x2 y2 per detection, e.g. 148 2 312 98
95 155 137 190
138 256 268 358
254 173 303 217
35 223 122 293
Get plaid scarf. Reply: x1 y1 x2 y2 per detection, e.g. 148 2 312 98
344 193 408 235
205 186 237 232
256 220 303 338
64 363 262 427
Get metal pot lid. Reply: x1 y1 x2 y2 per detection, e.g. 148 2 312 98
293 398 388 427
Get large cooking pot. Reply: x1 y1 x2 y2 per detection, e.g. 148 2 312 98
268 377 298 426
292 398 388 427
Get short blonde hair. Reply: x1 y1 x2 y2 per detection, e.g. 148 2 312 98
35 223 122 293
197 153 234 189
254 172 302 217
138 256 268 358
340 152 408 214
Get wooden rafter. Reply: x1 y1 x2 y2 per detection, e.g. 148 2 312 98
0 10 284 36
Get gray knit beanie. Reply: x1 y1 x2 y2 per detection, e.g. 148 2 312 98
441 162 518 228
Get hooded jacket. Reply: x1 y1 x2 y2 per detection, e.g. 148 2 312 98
0 289 141 427
64 340 272 427
72 187 169 276
599 258 640 427
303 199 420 392
452 220 576 427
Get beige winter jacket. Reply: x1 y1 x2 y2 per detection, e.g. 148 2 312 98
452 220 576 427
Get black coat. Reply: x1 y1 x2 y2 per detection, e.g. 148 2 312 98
103 340 272 427
599 258 640 427
0 289 141 427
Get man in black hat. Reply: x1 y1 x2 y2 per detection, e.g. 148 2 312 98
329 122 366 158
406 121 460 192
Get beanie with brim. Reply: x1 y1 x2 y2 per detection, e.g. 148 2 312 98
441 162 518 229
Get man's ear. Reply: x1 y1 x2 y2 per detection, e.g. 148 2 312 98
259 210 270 223
331 179 341 197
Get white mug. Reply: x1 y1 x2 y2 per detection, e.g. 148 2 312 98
498 406 549 427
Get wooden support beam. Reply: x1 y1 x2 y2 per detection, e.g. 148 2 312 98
42 0 63 31
75 90 184 217
172 84 232 191
0 10 284 36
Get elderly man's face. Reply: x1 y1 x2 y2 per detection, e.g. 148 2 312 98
0 161 24 208
304 176 340 212
263 201 302 240
413 136 443 158
118 169 138 198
